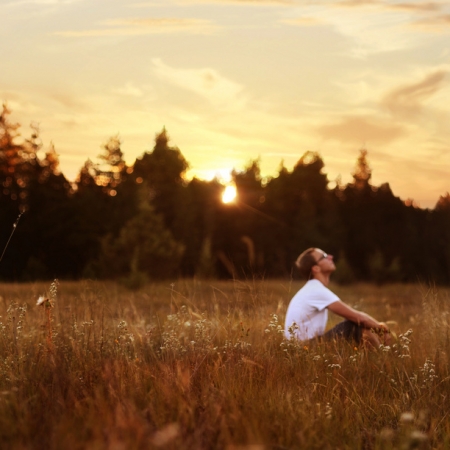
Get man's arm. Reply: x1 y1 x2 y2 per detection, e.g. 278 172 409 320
327 301 390 333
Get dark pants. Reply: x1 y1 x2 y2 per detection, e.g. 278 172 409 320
321 320 363 344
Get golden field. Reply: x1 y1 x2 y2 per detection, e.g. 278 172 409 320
0 279 449 449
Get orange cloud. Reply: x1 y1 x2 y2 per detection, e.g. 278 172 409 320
152 58 247 110
411 13 450 31
317 116 405 144
334 0 442 11
282 17 324 26
381 70 448 117
54 18 218 37
388 2 442 12
6 0 81 4
178 0 293 4
334 0 379 7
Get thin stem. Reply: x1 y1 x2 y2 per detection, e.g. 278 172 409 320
0 212 23 264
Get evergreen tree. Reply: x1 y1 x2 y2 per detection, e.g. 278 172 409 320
98 199 184 280
181 177 222 277
337 149 378 279
133 128 188 235
263 152 341 276
0 105 75 280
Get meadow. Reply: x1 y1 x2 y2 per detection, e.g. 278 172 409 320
0 278 449 449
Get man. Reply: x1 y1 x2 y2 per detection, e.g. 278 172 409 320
284 248 391 348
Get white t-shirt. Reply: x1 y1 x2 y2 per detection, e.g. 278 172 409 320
284 279 339 341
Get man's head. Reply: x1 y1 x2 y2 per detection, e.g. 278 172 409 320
295 248 335 279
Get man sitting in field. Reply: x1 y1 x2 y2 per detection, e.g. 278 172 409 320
284 248 391 348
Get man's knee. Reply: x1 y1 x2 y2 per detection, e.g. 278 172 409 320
361 326 391 349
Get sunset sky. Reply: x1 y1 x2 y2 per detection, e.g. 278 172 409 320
2 0 450 208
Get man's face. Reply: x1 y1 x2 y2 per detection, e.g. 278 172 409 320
312 249 336 273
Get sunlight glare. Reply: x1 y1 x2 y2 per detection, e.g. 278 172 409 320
222 185 237 204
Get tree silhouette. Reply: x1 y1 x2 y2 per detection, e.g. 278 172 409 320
133 128 188 233
2 105 450 284
98 200 184 280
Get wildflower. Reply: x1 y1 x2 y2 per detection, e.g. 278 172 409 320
410 430 428 443
36 296 53 308
379 428 394 441
49 279 59 301
37 279 58 309
152 423 180 447
400 412 414 424
328 363 341 369
420 358 438 388
287 322 299 339
325 403 332 419
36 296 46 306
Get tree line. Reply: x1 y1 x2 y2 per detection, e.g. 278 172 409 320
1 104 449 285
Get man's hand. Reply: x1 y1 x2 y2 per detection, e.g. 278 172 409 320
378 321 390 333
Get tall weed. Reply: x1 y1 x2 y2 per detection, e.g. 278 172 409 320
0 280 448 449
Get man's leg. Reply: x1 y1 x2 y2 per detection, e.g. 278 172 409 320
322 320 363 344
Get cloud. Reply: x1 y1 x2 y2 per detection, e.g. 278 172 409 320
334 0 380 7
112 82 144 97
54 17 218 37
411 13 450 31
381 70 448 117
333 0 443 11
283 3 417 56
129 2 167 6
388 2 442 12
5 0 80 5
152 58 247 110
282 16 324 26
317 116 405 144
329 1 450 37
282 1 449 54
48 92 88 111
176 0 293 5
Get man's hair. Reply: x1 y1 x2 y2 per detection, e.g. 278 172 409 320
295 247 318 279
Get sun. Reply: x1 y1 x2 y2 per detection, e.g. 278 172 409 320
222 184 237 204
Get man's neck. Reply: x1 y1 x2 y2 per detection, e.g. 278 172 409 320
313 273 331 286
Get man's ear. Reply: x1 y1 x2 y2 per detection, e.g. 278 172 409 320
311 264 320 275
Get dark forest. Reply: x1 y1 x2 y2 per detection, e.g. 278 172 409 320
1 104 449 285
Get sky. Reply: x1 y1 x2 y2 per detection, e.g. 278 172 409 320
2 0 450 208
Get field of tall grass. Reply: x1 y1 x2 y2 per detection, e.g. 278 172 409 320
0 278 449 449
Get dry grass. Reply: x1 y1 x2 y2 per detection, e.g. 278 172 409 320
0 278 449 449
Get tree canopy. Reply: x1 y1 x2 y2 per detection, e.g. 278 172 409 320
1 105 449 285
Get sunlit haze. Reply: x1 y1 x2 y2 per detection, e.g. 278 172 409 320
2 0 450 208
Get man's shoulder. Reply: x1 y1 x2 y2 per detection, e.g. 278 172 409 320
303 279 339 302
293 279 334 298
304 279 330 292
